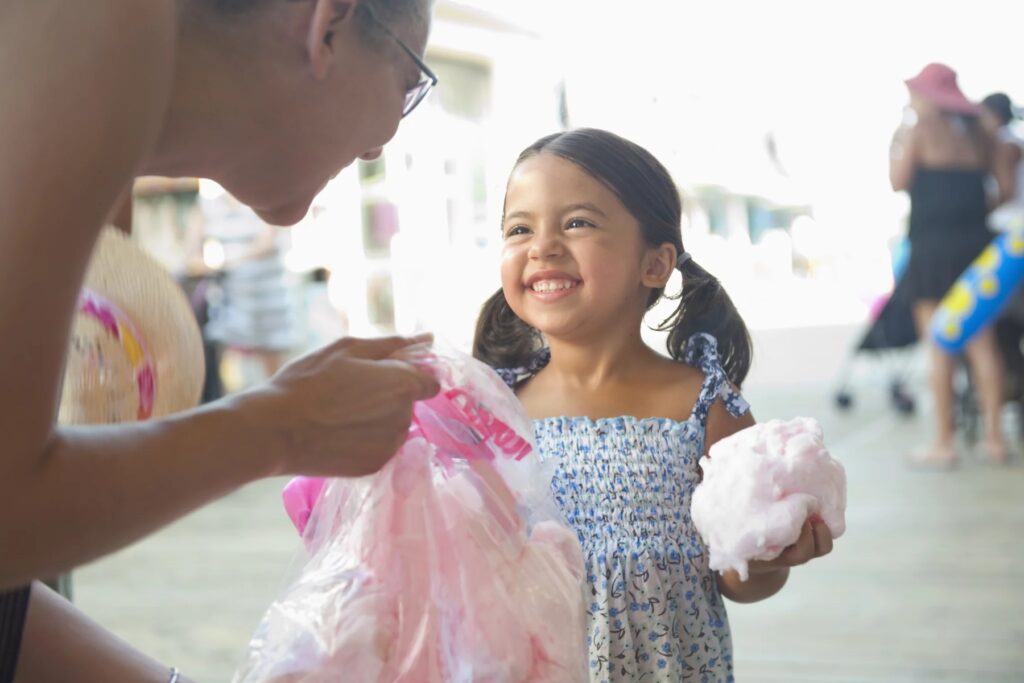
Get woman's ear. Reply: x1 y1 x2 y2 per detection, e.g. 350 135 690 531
641 243 678 289
306 0 356 80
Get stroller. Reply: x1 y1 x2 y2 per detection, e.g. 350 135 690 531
833 276 918 416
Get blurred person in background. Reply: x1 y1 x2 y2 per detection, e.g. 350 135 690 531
980 92 1024 232
196 185 303 386
890 63 1015 468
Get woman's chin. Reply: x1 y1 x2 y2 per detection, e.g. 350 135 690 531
254 197 314 227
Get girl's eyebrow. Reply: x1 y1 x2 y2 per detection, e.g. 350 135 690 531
504 209 533 223
562 202 608 218
504 202 608 223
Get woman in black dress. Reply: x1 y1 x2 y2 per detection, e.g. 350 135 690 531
890 63 1015 467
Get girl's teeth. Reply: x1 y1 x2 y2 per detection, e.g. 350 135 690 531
532 280 577 293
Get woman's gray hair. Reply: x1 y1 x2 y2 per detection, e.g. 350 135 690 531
354 0 432 50
191 0 431 47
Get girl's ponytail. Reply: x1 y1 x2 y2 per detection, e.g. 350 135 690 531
657 256 752 387
472 288 541 374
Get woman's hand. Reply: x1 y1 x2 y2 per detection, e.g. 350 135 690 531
235 335 441 478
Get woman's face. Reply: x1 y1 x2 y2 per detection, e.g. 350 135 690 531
221 3 431 225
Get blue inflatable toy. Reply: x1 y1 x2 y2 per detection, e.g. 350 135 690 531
931 227 1024 353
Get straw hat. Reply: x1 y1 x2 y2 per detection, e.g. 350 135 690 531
59 226 205 425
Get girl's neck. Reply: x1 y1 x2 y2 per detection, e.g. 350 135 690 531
544 329 661 391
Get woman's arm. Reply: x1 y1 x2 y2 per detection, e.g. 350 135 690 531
0 0 176 468
15 582 196 683
890 124 919 192
992 139 1021 207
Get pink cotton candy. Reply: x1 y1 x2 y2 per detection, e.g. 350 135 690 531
235 348 587 683
690 417 846 581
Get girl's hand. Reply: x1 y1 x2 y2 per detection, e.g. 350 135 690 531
749 517 834 575
718 516 834 603
233 335 441 478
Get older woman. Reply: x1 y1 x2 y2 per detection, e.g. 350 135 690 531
0 1 439 680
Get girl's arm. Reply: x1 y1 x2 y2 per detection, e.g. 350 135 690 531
701 403 786 602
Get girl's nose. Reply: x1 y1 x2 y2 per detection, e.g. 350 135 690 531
529 227 566 260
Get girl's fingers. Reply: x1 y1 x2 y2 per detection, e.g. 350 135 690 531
811 520 834 558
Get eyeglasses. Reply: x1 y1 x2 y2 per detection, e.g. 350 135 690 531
362 2 438 117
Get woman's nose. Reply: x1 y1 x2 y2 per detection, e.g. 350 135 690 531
360 147 384 162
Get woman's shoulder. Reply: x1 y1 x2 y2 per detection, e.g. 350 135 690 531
2 1 177 72
0 0 177 219
72 0 179 125
2 1 177 119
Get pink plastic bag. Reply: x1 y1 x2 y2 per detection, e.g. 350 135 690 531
281 476 324 538
234 347 587 683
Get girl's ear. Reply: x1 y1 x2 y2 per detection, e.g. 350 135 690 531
641 242 677 289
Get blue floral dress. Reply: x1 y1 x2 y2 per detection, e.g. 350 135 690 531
499 334 750 683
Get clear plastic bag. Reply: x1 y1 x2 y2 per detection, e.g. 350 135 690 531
234 347 587 683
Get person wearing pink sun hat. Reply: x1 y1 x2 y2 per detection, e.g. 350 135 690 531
904 62 980 115
890 63 1017 469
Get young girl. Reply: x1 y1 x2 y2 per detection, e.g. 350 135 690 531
474 128 833 682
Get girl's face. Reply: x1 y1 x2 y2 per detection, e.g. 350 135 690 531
500 152 674 343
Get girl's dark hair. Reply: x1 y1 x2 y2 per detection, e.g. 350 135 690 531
473 128 753 387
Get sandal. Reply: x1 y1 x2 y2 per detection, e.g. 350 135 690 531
976 440 1011 465
906 446 958 471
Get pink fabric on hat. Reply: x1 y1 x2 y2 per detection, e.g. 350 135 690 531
905 62 978 114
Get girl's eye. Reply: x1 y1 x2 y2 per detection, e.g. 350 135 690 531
567 218 594 229
505 225 530 238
